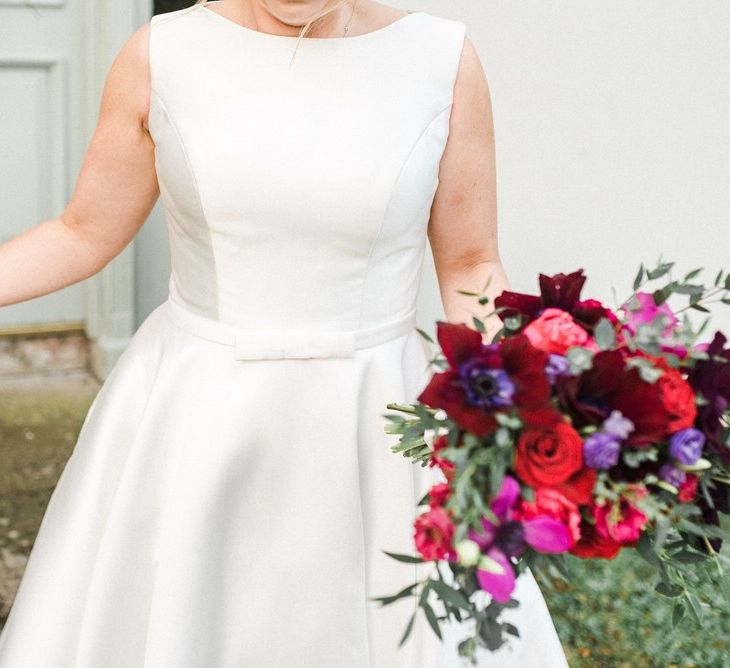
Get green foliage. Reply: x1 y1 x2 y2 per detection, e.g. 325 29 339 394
537 538 730 667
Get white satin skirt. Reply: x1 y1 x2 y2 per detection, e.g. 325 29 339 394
0 297 568 667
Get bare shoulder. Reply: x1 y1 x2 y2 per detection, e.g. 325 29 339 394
97 21 152 133
453 34 490 109
427 28 497 268
448 32 494 155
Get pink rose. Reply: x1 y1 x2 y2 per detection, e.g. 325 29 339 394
515 488 582 546
593 485 649 545
428 482 452 508
413 506 456 561
523 308 594 355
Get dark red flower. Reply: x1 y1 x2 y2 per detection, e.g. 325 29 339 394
539 269 588 312
687 331 730 464
417 322 553 437
555 349 670 447
494 269 617 337
677 473 699 503
570 517 623 559
573 298 621 332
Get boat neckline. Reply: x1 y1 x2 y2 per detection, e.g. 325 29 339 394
197 3 424 42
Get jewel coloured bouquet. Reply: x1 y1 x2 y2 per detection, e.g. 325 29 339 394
373 260 730 663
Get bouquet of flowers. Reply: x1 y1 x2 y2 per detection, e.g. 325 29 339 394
373 260 730 663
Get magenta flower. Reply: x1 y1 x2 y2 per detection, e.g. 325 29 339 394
469 475 573 603
621 291 678 337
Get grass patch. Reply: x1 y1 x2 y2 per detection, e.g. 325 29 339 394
536 539 730 667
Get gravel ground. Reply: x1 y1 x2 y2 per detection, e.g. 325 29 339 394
0 371 99 627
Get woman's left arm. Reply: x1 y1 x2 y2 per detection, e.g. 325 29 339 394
428 34 510 343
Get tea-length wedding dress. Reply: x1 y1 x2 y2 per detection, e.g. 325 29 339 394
0 3 569 666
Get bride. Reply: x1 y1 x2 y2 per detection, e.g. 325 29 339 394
0 0 569 665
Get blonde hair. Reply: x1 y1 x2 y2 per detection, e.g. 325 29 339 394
193 0 353 60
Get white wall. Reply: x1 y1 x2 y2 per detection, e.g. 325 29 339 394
413 1 730 342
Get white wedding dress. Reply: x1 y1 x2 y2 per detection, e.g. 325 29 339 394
0 3 569 666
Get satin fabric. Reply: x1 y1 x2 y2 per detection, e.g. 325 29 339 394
0 4 568 666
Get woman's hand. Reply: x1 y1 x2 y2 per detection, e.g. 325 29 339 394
0 21 157 308
428 34 510 344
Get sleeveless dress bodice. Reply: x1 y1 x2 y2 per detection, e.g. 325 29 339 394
148 4 465 332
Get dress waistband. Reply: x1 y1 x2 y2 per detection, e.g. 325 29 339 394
162 297 418 360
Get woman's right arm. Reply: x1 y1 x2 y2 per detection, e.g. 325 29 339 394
0 21 157 308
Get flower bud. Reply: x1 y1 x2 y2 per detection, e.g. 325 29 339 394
455 539 481 568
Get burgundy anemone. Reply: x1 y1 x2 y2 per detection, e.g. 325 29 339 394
417 322 555 437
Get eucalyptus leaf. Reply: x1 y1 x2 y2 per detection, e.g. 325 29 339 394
633 263 645 291
370 582 419 606
594 317 616 350
422 601 443 639
655 581 684 597
647 261 674 280
431 579 473 612
671 601 686 628
415 327 435 344
383 550 424 564
684 590 704 625
398 611 416 647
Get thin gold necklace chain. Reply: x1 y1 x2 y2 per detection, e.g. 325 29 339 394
342 0 359 36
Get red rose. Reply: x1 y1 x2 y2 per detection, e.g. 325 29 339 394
428 482 451 508
653 357 697 432
515 488 582 546
678 473 699 503
570 517 622 559
550 467 597 506
413 506 456 561
514 422 584 488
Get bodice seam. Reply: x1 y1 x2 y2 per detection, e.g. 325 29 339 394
356 102 453 330
149 88 220 319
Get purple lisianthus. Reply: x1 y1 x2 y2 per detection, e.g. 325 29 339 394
659 463 687 488
602 410 635 440
583 432 621 469
545 353 571 384
668 428 705 465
